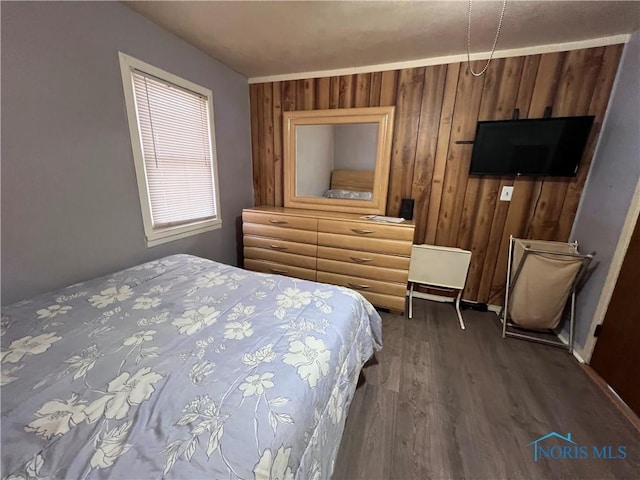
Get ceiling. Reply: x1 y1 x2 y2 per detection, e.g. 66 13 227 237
125 1 640 80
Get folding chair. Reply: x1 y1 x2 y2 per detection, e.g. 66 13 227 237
408 244 471 329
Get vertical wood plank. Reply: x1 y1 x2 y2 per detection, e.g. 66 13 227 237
249 84 261 206
411 65 448 244
339 75 354 108
315 77 331 110
295 79 305 110
554 47 606 117
380 70 398 107
514 55 541 116
282 80 297 112
303 78 315 110
272 82 284 207
369 71 383 107
329 76 340 109
425 63 460 245
354 73 371 108
435 62 486 247
259 83 275 206
386 68 425 216
528 52 566 117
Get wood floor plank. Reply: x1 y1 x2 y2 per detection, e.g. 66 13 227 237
363 313 404 393
334 301 640 480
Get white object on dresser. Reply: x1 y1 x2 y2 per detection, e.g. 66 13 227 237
407 244 472 329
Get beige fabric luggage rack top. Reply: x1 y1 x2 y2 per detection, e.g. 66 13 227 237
501 236 594 353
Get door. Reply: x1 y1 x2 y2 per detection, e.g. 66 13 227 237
590 216 640 416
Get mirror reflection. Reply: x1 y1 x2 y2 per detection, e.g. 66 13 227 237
295 123 378 199
283 106 394 215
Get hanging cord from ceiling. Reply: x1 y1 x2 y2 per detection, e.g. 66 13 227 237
467 0 508 77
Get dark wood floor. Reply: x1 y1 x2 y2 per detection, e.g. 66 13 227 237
334 299 640 480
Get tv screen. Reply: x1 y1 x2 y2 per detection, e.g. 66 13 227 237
469 116 595 176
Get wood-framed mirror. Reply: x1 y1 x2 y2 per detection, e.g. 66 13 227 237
283 106 395 214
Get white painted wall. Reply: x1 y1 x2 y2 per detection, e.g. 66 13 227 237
1 2 253 305
296 125 334 196
333 123 378 171
567 30 640 356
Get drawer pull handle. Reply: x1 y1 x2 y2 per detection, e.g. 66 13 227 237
351 257 373 263
348 282 371 290
269 245 288 251
269 219 288 225
269 268 288 274
351 228 374 235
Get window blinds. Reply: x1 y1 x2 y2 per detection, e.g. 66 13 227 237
132 70 217 228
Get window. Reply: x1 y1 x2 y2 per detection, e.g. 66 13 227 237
119 53 221 247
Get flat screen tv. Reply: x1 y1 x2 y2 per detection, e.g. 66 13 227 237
469 116 595 176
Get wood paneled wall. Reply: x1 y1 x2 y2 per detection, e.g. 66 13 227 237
249 45 623 304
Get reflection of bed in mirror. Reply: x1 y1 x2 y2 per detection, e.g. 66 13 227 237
323 170 373 200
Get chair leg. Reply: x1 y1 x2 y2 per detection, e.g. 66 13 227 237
502 236 514 339
408 282 414 319
455 290 465 330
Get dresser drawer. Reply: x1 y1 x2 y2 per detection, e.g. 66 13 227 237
318 232 412 256
317 245 410 270
244 247 316 270
316 271 406 297
244 259 316 281
243 223 317 244
244 235 317 257
317 258 408 284
318 219 414 241
243 211 317 231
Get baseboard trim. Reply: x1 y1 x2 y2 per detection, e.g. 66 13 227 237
582 365 640 434
557 333 587 363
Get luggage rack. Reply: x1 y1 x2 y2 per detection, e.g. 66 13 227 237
501 236 594 353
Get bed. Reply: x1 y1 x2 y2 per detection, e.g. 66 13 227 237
1 254 382 479
323 169 374 200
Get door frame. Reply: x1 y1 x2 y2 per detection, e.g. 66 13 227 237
583 177 640 362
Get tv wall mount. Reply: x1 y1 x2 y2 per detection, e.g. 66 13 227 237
455 106 553 145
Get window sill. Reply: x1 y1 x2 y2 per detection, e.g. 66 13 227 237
146 219 222 247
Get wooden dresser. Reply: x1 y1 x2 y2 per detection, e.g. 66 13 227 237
242 206 415 313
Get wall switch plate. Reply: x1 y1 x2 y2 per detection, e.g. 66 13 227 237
500 186 514 201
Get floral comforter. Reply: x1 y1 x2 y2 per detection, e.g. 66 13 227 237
1 254 382 480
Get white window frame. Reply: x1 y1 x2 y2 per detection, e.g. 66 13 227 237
119 52 222 247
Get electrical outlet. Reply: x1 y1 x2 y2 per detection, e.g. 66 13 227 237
500 186 514 201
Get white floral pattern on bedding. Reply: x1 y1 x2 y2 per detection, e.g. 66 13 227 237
1 254 382 480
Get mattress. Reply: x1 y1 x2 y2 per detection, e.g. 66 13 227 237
1 254 382 479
